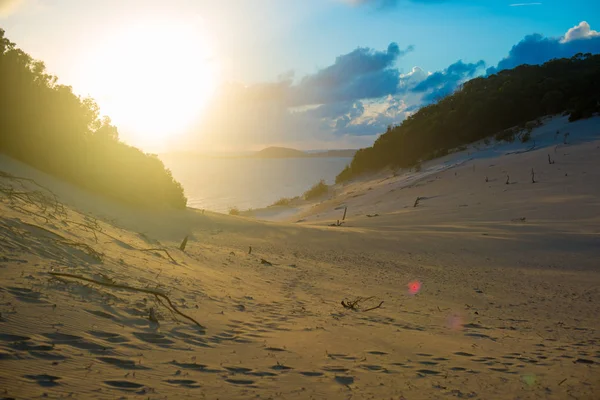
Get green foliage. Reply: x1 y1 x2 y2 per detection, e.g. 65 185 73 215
494 128 517 143
271 197 292 206
0 29 187 209
228 206 240 216
303 179 328 200
337 53 600 182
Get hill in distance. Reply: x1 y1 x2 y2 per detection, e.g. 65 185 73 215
254 146 357 158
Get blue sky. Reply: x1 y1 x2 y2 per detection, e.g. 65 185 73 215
1 0 600 151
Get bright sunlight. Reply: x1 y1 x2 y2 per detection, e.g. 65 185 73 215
80 19 218 149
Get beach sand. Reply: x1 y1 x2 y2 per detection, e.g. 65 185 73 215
1 115 599 399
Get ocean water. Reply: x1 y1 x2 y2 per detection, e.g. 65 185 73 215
160 156 352 213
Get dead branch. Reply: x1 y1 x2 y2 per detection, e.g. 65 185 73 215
413 197 422 207
19 222 103 261
362 301 384 312
139 248 177 264
531 168 536 184
329 220 345 227
341 296 383 312
48 272 203 328
179 235 189 252
342 206 348 221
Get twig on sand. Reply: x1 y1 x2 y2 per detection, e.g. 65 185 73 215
179 235 189 252
341 296 384 312
139 248 177 264
413 197 422 207
48 272 203 328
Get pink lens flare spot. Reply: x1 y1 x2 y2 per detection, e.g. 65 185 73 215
447 314 463 331
407 280 422 295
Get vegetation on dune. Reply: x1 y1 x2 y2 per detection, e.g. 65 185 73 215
0 29 187 209
336 53 600 183
271 197 293 206
228 206 240 215
303 179 329 200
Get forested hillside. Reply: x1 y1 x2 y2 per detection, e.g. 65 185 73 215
0 29 187 209
337 54 600 183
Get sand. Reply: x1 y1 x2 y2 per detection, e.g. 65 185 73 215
1 115 599 399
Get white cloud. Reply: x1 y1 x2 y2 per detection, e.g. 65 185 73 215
562 21 600 43
509 2 542 6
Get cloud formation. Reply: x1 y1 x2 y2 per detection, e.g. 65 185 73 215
291 43 412 105
562 21 600 42
412 60 485 102
488 21 600 74
189 21 600 151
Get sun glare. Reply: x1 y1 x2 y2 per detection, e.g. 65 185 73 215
81 19 218 149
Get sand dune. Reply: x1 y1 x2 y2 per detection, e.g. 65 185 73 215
1 117 599 399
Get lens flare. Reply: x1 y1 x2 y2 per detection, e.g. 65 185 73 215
407 280 422 295
447 314 463 330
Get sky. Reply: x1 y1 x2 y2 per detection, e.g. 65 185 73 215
1 0 600 152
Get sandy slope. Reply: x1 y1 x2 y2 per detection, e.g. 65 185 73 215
1 117 599 399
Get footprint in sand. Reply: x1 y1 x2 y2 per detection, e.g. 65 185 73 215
334 376 354 386
454 351 475 357
23 374 61 387
104 380 145 390
7 287 49 304
132 332 174 346
417 369 441 376
164 379 201 388
97 356 150 370
42 332 112 354
87 330 129 344
299 371 324 377
367 350 388 355
224 378 256 386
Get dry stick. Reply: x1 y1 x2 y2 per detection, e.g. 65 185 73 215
48 272 203 328
362 301 384 312
139 248 177 264
342 206 348 221
179 235 189 252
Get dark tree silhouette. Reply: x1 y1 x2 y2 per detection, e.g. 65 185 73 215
0 28 187 209
337 54 600 183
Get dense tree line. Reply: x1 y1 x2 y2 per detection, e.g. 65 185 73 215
336 54 600 183
0 29 187 209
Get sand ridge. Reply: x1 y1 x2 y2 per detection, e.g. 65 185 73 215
1 117 599 399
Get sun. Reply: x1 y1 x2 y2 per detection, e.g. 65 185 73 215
81 19 218 150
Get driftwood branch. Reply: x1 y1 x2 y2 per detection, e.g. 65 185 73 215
341 296 383 312
179 235 189 252
48 272 203 328
139 248 177 264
